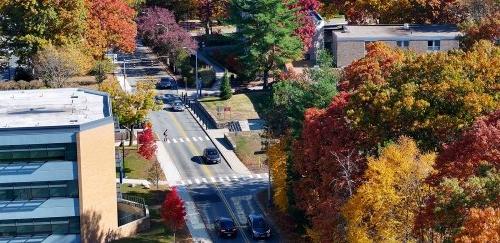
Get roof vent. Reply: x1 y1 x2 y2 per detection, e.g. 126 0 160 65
342 25 350 33
403 23 410 30
70 119 78 123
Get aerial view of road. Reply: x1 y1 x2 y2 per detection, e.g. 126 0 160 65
120 45 279 242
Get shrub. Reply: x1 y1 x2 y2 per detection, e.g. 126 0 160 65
220 71 232 100
0 80 45 90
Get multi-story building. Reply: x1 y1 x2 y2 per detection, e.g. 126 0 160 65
323 24 461 67
0 88 147 243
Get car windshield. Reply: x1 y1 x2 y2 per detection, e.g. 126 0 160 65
174 102 182 106
207 149 218 156
220 220 234 228
253 218 267 228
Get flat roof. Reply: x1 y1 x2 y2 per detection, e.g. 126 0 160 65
334 24 461 41
0 88 110 129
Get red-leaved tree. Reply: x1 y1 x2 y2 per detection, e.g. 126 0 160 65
429 110 500 184
291 0 320 52
161 187 187 240
138 124 157 160
293 92 369 241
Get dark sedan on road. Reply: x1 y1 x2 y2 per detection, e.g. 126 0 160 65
157 77 173 89
214 217 237 238
247 214 271 239
202 148 221 164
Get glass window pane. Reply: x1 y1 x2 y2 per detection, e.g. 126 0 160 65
33 219 52 234
50 184 67 197
67 181 79 198
69 217 80 234
14 188 31 200
32 186 50 199
51 218 69 234
16 219 34 235
0 220 16 236
0 188 14 201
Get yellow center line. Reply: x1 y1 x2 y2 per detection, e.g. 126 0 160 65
164 111 251 243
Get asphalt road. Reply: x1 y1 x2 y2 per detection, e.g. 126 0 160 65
149 99 279 243
117 40 280 242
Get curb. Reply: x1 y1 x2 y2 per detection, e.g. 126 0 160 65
185 105 233 170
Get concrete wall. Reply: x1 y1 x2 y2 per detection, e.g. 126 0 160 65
336 41 365 67
333 39 459 67
77 123 118 243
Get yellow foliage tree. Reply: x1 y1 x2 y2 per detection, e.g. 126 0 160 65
342 137 436 243
267 138 289 212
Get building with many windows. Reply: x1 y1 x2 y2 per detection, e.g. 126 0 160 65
323 24 461 67
0 88 148 243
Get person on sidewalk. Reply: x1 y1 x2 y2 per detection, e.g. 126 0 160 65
163 129 168 141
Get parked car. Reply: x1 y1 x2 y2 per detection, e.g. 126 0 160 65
214 217 237 238
171 101 185 112
202 148 221 164
247 214 271 239
157 77 173 89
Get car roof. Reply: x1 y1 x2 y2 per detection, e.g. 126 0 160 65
248 214 264 220
205 147 217 152
161 77 173 81
217 217 233 222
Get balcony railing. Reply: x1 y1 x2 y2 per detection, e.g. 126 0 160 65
117 194 148 226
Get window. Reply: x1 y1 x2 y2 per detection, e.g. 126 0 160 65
0 181 78 202
0 217 79 237
397 40 409 48
0 143 77 163
428 40 441 51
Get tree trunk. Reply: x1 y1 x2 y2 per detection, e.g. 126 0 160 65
263 70 269 89
129 126 134 147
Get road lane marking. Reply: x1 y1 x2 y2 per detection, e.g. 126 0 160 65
202 178 208 183
210 177 216 183
192 137 198 141
256 174 262 179
248 174 254 179
232 175 239 181
167 139 171 144
198 136 203 141
205 136 210 140
194 178 201 184
172 138 177 143
219 177 224 183
164 111 251 243
185 137 190 142
224 176 230 182
186 179 193 185
179 138 184 143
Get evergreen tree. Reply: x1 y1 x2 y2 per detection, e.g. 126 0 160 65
220 71 232 100
230 0 303 88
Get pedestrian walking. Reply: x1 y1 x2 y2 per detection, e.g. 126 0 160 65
163 129 168 141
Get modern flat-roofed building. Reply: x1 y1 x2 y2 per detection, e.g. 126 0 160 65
0 88 146 242
324 24 461 67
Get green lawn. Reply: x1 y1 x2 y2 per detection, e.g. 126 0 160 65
112 185 192 243
120 149 165 181
200 91 271 123
228 132 267 173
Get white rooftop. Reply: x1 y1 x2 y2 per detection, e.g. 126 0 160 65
0 88 109 129
334 24 461 41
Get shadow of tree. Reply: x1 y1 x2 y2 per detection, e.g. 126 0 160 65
80 210 120 243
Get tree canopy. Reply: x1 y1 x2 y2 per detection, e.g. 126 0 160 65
230 0 303 86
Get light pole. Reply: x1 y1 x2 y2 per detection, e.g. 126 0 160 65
195 50 199 98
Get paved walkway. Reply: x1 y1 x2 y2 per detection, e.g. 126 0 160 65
197 51 225 91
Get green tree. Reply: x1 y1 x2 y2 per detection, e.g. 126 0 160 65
99 77 161 146
230 0 303 88
0 0 88 63
220 71 232 100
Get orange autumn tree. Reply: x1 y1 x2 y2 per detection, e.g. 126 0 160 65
455 207 500 243
85 0 137 58
267 138 289 212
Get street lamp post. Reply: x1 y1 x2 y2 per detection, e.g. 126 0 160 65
195 50 199 98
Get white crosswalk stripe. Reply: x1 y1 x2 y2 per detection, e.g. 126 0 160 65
185 137 190 142
171 173 268 187
173 138 178 143
192 137 198 141
179 138 184 143
167 139 171 144
205 136 210 140
198 136 203 141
